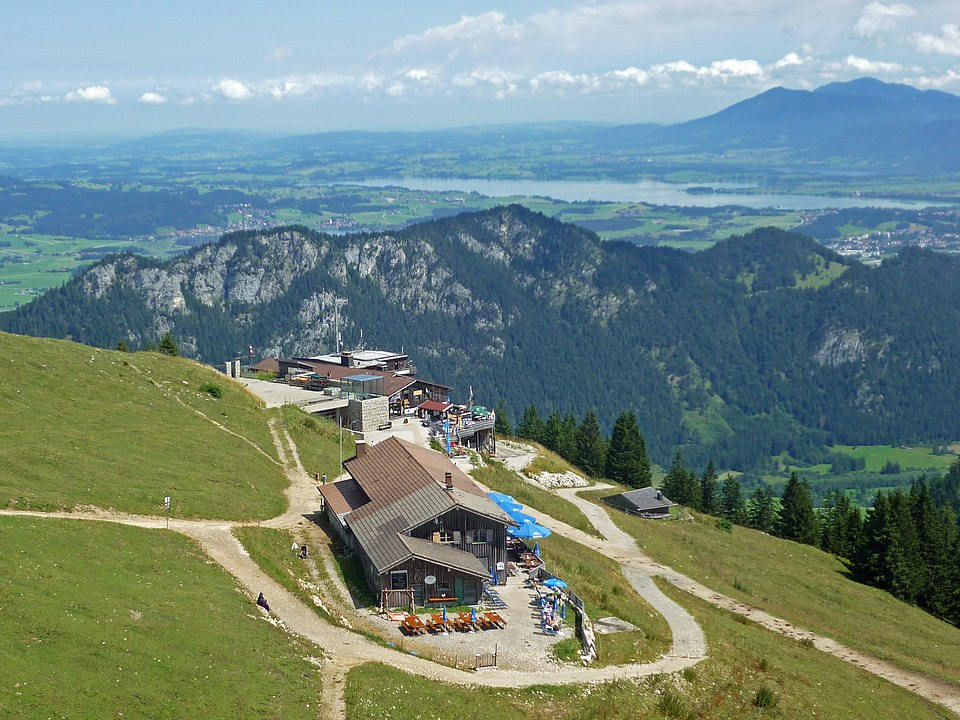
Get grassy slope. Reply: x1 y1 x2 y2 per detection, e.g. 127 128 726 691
471 462 601 538
0 332 286 519
831 443 956 472
344 577 952 719
280 405 355 480
602 504 960 686
0 517 320 719
234 526 334 623
537 532 670 666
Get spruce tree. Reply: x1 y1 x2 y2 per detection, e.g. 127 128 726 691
778 472 817 545
494 400 512 437
516 405 545 443
720 474 746 524
558 413 579 463
605 411 651 488
748 483 777 533
700 460 719 514
158 331 178 356
575 410 607 478
662 452 687 503
543 412 564 453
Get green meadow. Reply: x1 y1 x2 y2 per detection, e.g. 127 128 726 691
0 332 286 519
0 517 321 719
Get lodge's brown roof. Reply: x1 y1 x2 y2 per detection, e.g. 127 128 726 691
418 399 452 413
250 356 280 374
341 437 512 574
318 477 369 518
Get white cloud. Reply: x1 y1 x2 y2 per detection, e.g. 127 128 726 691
611 67 649 85
842 54 903 73
138 91 167 104
404 68 435 82
64 85 116 104
268 73 355 98
854 2 915 38
179 96 197 106
914 66 960 88
214 78 253 100
915 24 960 57
451 68 520 99
774 52 806 68
387 11 522 54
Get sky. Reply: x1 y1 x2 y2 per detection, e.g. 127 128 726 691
3 0 960 136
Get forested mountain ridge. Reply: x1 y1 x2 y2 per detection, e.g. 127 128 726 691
4 205 960 468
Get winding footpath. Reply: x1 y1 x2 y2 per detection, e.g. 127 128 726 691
3 422 960 716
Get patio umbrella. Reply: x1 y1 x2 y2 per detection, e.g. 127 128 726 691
533 541 541 558
442 605 447 623
508 521 552 539
543 577 568 589
490 567 499 585
471 608 478 625
487 492 522 511
508 508 537 525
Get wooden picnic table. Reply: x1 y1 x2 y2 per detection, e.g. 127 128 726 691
483 611 506 629
457 612 478 631
401 615 427 635
431 613 453 632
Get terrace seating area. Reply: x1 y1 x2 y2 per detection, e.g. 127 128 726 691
397 609 508 636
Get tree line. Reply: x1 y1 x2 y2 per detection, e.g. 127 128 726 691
658 452 960 628
497 402 652 488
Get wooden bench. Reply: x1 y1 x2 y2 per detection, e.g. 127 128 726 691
428 596 458 604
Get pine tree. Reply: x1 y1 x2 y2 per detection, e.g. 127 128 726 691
558 413 579 463
543 412 564 453
605 411 651 488
682 469 702 511
720 474 746 524
494 400 512 437
575 410 607 478
700 460 719 514
748 483 777 533
516 405 545 443
662 452 687 503
778 472 817 545
158 332 178 356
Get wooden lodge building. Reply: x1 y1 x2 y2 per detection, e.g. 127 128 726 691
319 437 515 609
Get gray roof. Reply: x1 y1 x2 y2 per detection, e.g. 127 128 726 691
615 486 677 512
343 437 511 574
396 536 491 578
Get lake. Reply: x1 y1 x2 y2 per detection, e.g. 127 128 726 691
354 177 948 210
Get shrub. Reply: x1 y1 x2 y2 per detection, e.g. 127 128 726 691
715 517 733 532
732 576 751 595
799 637 815 649
302 417 317 431
200 381 222 398
658 688 685 718
753 684 778 709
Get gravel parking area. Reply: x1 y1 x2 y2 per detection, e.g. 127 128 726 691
371 574 574 671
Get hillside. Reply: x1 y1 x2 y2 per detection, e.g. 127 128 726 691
4 206 960 468
0 332 288 518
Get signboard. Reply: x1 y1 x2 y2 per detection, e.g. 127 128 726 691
163 496 171 510
496 562 505 571
424 575 437 585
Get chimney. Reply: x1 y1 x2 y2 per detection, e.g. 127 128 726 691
341 351 354 367
444 472 453 492
656 490 663 500
355 439 367 459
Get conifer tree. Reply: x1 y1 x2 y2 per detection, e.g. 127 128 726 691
748 483 777 533
543 412 564 453
662 452 687 503
700 459 719 514
516 405 545 443
575 410 607 478
778 472 817 544
720 474 747 524
605 411 651 488
158 331 178 356
494 400 512 437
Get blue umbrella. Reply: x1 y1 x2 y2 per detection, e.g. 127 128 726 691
442 605 447 623
543 577 567 589
533 541 541 558
490 568 499 585
471 608 477 625
508 508 537 525
487 492 522 511
508 521 552 539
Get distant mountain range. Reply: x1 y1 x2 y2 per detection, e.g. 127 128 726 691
4 205 960 469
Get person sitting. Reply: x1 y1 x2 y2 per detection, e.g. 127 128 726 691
256 592 270 612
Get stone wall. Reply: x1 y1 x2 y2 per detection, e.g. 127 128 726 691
346 395 389 432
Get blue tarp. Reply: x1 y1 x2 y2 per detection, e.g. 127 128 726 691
508 521 552 539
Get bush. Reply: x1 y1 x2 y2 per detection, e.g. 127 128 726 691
715 517 733 532
658 688 685 718
753 684 778 709
200 381 222 398
799 637 815 649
